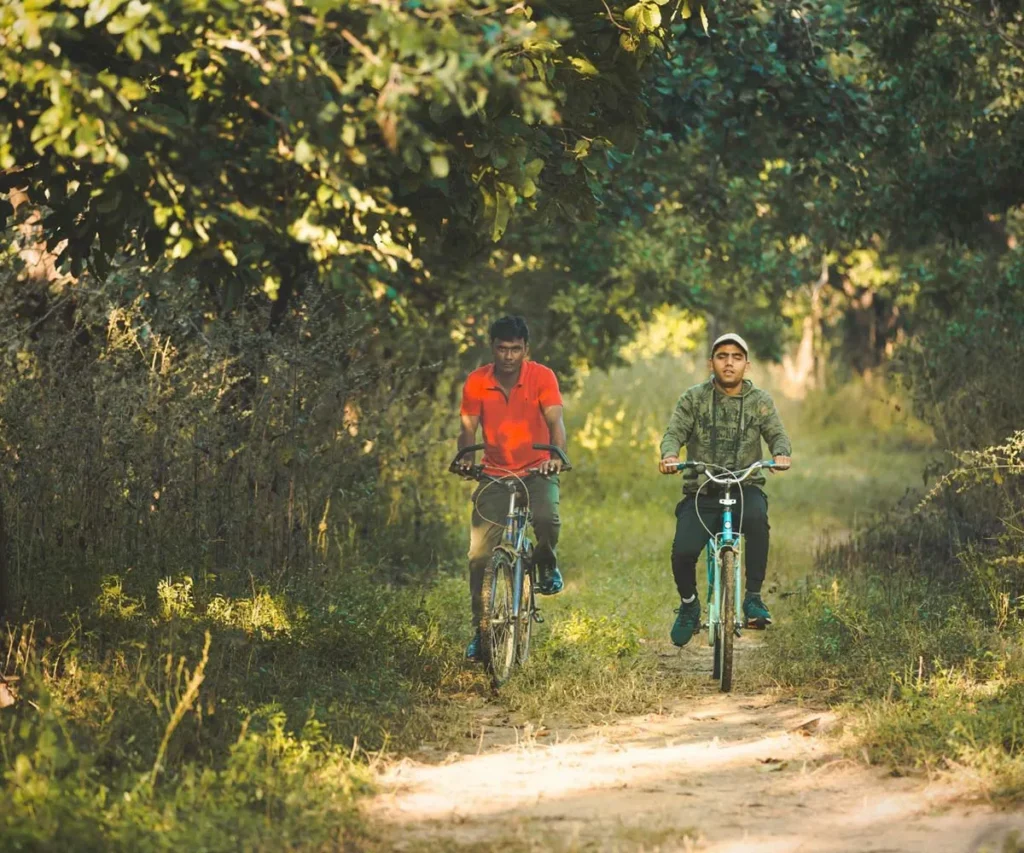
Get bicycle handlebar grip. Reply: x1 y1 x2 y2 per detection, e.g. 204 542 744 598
531 443 573 471
449 443 486 474
672 461 706 474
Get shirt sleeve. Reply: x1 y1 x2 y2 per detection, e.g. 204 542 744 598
660 390 696 458
460 376 482 417
757 391 792 457
538 368 563 409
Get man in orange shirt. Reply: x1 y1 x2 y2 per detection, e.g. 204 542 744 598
457 315 568 661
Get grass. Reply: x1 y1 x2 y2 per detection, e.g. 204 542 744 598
754 426 1024 801
0 568 475 850
10 335 1014 850
759 565 1024 801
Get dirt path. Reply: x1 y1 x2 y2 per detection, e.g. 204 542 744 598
365 637 1024 852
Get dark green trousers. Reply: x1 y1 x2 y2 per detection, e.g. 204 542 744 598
671 485 770 600
467 474 560 623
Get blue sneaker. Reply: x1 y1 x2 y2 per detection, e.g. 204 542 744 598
743 593 772 628
670 597 701 647
465 630 482 662
536 566 563 596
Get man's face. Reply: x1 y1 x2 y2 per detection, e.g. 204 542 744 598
492 337 528 376
709 343 748 388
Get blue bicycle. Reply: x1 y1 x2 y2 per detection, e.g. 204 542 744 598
670 458 782 692
450 443 572 688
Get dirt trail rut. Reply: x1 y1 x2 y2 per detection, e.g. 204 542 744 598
366 636 1024 852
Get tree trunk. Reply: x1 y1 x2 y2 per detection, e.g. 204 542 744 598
0 490 9 624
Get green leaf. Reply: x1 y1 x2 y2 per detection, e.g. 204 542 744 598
700 5 709 33
493 192 512 242
525 158 545 178
84 0 128 28
294 139 314 166
171 237 193 259
429 154 450 179
569 56 599 76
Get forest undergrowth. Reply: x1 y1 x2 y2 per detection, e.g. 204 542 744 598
3 310 1021 852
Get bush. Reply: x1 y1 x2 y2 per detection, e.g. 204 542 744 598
761 422 1024 799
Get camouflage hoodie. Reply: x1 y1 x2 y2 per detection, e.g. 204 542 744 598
660 378 792 495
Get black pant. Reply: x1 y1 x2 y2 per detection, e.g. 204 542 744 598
671 486 770 601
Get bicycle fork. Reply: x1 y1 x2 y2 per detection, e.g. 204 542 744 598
499 497 543 626
707 490 744 637
720 490 744 633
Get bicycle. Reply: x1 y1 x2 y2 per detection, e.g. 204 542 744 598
450 443 572 689
669 458 784 692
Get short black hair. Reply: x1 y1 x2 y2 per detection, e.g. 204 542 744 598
489 315 530 344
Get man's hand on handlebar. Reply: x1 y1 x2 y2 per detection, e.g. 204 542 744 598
535 457 563 476
456 455 476 474
659 455 681 475
769 455 792 473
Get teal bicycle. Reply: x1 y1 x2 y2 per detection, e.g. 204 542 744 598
670 458 784 692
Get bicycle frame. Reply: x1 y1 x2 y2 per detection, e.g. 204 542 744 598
496 484 531 624
705 484 745 646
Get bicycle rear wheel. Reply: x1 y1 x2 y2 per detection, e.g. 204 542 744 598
480 550 517 688
717 548 736 692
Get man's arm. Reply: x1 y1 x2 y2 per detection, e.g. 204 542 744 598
758 393 792 471
456 413 480 471
659 391 695 474
539 404 566 475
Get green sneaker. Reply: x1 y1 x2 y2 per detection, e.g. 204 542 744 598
743 593 772 628
670 597 701 647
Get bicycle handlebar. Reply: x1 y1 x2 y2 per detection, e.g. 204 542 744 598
668 458 788 483
448 443 572 478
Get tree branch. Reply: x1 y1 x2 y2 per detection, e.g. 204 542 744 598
600 0 630 32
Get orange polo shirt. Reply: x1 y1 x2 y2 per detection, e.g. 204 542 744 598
460 360 563 475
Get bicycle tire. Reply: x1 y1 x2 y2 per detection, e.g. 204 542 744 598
515 558 533 665
718 548 736 692
711 551 721 679
480 550 517 688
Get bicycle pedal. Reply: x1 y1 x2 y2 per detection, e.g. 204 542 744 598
744 618 770 630
532 610 545 624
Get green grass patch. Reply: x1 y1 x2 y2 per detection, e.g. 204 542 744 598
0 567 473 851
758 439 1024 801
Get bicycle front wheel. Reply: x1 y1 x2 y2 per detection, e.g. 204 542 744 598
480 550 517 688
717 548 736 692
515 559 534 665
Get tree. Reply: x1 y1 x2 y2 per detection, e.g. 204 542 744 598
0 0 713 316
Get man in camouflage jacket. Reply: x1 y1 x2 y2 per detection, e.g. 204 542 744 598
659 333 792 647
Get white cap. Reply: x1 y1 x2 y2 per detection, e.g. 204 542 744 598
711 332 749 357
